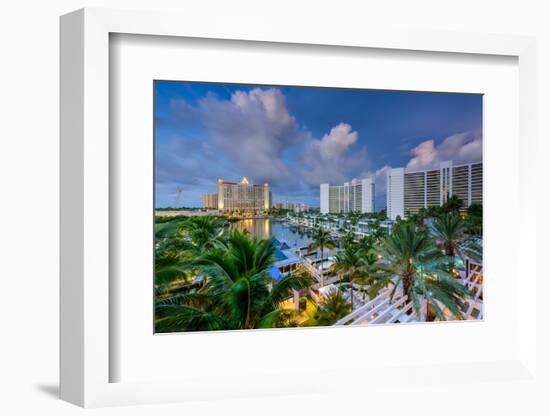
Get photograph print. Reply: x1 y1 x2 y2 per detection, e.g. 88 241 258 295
154 81 483 333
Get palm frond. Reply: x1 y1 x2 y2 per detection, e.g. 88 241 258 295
155 304 231 332
314 289 351 326
269 271 313 305
256 309 299 328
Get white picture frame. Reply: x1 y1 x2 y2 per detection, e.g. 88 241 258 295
60 7 539 408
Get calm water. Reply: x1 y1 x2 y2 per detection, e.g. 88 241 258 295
233 219 312 248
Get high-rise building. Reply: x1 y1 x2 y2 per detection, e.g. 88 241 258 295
275 201 309 212
293 203 309 213
282 202 309 212
202 192 218 209
319 178 374 214
216 177 272 213
386 160 483 220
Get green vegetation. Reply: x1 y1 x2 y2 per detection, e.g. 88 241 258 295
313 289 352 326
431 213 465 257
464 203 482 235
338 230 356 249
405 195 482 237
308 227 337 287
377 221 471 320
155 219 312 332
155 204 482 332
332 245 366 310
268 207 294 218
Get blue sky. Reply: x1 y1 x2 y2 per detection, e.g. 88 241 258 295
155 81 482 209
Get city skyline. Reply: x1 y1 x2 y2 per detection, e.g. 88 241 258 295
155 81 482 208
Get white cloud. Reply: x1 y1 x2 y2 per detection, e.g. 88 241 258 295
301 123 366 185
406 132 482 171
406 140 438 170
318 123 358 160
193 88 305 183
164 88 372 197
231 89 294 128
159 86 482 210
174 88 368 187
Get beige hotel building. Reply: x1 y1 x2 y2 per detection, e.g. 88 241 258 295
202 192 218 210
202 177 272 213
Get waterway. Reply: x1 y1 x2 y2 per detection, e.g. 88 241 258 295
233 218 313 248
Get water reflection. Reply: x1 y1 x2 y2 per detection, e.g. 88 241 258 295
233 219 312 248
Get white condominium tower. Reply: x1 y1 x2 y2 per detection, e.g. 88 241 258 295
320 178 374 214
386 160 483 220
216 177 272 213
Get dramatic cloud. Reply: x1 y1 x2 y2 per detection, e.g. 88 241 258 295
302 123 367 185
159 88 370 200
406 132 482 171
197 88 304 183
155 137 206 185
317 123 359 161
155 84 482 208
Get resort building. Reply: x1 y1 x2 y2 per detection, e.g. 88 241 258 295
320 178 374 214
292 203 309 213
386 161 483 220
216 177 272 213
281 202 309 212
201 192 218 210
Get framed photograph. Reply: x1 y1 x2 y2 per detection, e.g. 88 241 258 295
60 8 539 408
153 80 484 334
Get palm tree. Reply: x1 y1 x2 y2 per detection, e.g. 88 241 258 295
442 194 464 214
357 234 376 253
331 244 364 309
339 230 355 249
378 221 471 321
308 227 336 287
430 213 465 258
177 216 228 287
155 217 198 289
314 289 351 326
356 250 391 301
155 230 312 332
460 237 483 265
368 219 386 242
181 216 227 252
154 248 194 287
